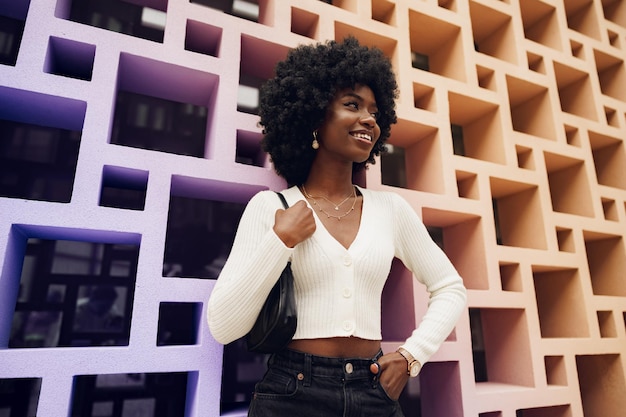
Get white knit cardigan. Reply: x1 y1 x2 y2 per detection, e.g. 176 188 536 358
207 185 467 366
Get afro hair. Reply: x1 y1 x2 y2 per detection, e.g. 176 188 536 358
259 37 398 186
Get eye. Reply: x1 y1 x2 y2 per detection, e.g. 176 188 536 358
344 101 359 110
370 111 379 120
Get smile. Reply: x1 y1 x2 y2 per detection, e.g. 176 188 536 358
352 132 372 142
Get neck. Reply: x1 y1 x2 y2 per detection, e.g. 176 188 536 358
304 160 354 197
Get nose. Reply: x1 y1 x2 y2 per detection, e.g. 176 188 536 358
360 111 376 128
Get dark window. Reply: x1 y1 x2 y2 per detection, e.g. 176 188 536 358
190 0 259 22
163 197 245 279
0 15 25 66
157 302 200 346
68 0 167 43
9 239 139 348
469 308 488 382
411 51 430 71
0 119 81 202
451 124 465 156
221 340 268 414
0 378 41 416
111 91 208 158
381 145 407 189
71 372 189 417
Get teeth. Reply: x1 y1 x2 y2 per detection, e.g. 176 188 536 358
353 132 372 141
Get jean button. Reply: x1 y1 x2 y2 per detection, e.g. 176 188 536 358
345 363 354 374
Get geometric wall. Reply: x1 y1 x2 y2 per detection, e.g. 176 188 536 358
1 0 625 416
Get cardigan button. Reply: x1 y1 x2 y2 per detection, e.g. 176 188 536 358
342 288 352 298
343 256 352 266
343 321 354 332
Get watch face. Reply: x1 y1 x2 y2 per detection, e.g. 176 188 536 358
409 364 420 377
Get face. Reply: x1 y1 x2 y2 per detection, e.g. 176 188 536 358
315 84 381 164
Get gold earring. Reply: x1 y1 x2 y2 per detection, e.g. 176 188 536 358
312 130 320 149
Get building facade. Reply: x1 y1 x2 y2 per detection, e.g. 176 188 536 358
1 0 626 416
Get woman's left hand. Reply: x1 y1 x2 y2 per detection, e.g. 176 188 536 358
370 352 410 400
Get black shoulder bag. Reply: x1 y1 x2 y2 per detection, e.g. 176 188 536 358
246 192 297 353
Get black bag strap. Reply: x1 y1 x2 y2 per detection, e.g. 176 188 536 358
276 192 289 209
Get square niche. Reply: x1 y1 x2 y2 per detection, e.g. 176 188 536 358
157 302 201 346
0 87 85 203
533 267 589 338
45 37 95 81
448 92 506 165
0 377 41 416
0 0 30 66
471 308 534 386
589 130 626 190
291 7 319 39
469 0 518 64
576 354 626 416
163 175 264 279
99 165 148 211
71 372 193 416
402 361 463 417
238 35 290 114
544 152 594 217
584 231 626 297
64 0 168 43
381 118 443 194
185 19 222 57
111 53 218 158
506 75 557 141
5 226 140 349
408 9 466 82
236 129 266 167
422 208 489 290
490 178 547 250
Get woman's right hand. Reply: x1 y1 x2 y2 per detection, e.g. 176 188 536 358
273 200 316 248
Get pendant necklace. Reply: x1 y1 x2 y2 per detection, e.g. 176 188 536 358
301 185 357 221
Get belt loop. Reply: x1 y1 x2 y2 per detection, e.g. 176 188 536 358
303 353 312 387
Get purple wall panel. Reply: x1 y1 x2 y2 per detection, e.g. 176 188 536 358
0 1 285 416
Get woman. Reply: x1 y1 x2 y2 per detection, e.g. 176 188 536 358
207 37 467 416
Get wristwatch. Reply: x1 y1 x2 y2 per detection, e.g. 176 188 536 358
397 347 421 377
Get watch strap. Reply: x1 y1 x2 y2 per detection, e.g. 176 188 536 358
397 347 421 377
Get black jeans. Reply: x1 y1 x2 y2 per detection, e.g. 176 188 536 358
248 348 405 417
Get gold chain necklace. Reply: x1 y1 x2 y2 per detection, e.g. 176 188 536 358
301 185 357 221
302 186 354 210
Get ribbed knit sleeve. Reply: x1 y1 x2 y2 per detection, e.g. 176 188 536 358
207 191 293 344
391 193 467 367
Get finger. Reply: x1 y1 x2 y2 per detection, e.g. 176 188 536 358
370 362 380 374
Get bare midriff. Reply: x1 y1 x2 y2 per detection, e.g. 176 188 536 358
288 337 381 358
